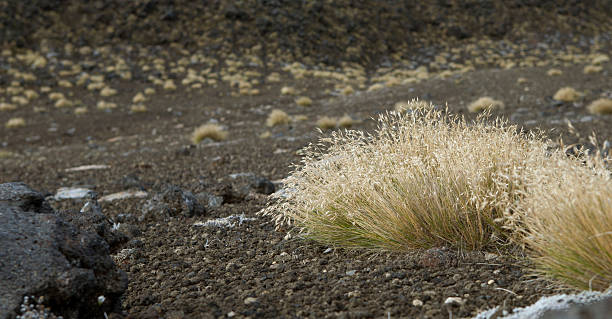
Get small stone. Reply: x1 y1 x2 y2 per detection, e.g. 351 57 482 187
444 297 464 306
244 297 257 305
412 299 424 306
346 270 356 276
323 248 333 254
227 311 236 317
488 279 495 285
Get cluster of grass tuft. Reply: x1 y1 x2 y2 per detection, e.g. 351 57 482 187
263 104 545 251
517 146 612 291
191 123 228 143
262 101 612 291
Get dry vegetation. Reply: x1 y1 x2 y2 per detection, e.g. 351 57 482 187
266 109 290 127
467 97 504 113
587 98 612 114
262 102 612 290
191 123 228 143
554 87 581 102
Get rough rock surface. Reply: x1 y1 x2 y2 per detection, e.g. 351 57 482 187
475 291 612 319
0 182 127 319
140 184 205 221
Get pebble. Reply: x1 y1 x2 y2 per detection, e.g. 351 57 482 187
412 299 424 306
346 270 357 276
244 297 258 305
444 296 465 306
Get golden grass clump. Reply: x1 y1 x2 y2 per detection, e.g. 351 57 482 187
341 86 354 96
518 152 612 291
516 77 528 84
100 87 117 97
281 86 297 95
591 54 609 65
6 117 25 128
316 116 337 130
547 68 563 76
395 99 434 113
0 102 17 111
191 123 228 143
133 92 146 103
338 115 355 128
583 65 603 74
296 96 313 107
163 80 177 91
144 87 156 95
367 83 384 92
97 101 117 110
553 87 581 102
587 98 612 115
74 107 88 115
55 98 73 108
261 105 550 251
130 104 147 113
467 97 505 113
266 109 291 127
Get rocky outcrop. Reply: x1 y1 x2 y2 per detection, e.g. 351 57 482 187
0 182 127 319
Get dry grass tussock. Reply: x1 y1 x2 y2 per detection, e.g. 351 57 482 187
262 103 612 290
517 144 612 290
587 98 612 115
262 105 551 251
266 109 290 127
191 123 228 143
467 97 504 113
553 87 581 102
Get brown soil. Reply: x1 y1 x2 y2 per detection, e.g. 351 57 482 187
1 1 612 318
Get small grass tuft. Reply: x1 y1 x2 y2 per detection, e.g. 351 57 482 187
6 117 25 128
587 98 612 115
583 65 603 74
191 123 228 143
0 102 17 111
338 115 355 128
467 97 504 113
316 116 337 130
266 109 291 127
547 68 563 76
367 83 384 92
281 86 297 95
296 96 313 107
553 87 581 102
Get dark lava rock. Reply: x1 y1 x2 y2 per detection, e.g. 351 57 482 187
0 182 127 319
140 185 205 221
229 172 276 196
0 182 53 214
55 195 129 252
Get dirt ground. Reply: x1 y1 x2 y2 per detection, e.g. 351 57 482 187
2 1 612 318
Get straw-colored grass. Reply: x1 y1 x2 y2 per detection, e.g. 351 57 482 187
338 115 355 128
547 68 563 76
518 152 612 291
262 105 548 251
587 98 612 115
281 86 297 95
553 87 581 102
583 65 603 74
191 123 228 143
467 97 504 113
6 117 25 128
395 99 434 113
266 109 291 127
296 96 313 107
316 116 337 130
0 102 16 111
